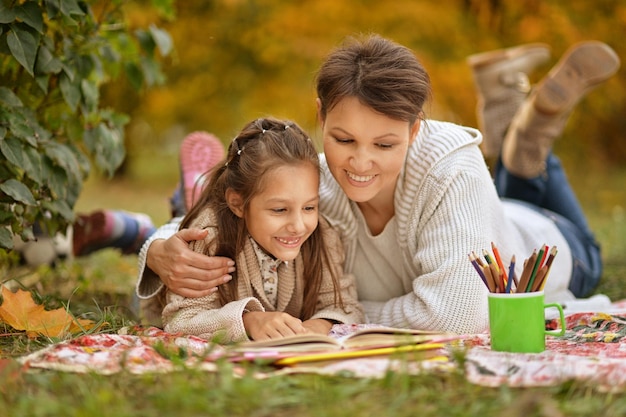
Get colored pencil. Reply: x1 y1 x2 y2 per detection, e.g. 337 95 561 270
505 255 515 293
531 266 548 292
517 250 537 293
468 253 488 289
482 263 497 293
472 251 486 267
491 242 508 284
539 246 558 291
489 263 500 292
482 249 498 272
526 244 546 292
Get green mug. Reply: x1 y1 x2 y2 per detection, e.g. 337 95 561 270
488 291 565 353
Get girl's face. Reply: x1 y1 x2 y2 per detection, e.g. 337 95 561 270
232 163 320 262
319 96 419 207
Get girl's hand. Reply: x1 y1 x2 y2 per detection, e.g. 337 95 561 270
243 311 308 341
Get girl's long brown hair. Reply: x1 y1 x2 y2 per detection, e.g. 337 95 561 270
180 117 344 319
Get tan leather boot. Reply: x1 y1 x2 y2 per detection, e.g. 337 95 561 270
468 44 551 161
502 41 620 178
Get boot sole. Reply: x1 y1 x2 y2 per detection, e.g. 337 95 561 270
467 43 551 70
534 41 621 114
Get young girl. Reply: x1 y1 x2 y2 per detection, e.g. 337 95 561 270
160 118 364 342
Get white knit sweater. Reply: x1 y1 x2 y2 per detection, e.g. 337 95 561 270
318 120 572 334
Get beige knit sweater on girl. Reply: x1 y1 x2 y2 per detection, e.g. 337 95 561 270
161 208 364 342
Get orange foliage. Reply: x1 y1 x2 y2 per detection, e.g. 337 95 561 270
115 0 626 168
0 286 98 339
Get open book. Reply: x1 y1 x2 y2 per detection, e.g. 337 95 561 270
236 326 452 352
228 326 457 365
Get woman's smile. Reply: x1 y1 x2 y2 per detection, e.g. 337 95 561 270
345 170 377 185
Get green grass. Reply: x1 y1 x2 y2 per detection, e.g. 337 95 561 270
1 154 626 416
4 363 626 416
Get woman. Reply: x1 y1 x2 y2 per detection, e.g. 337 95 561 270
137 34 619 334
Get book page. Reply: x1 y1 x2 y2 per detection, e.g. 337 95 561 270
234 333 342 353
340 327 453 349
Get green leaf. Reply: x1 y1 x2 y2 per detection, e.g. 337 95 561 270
23 145 43 185
43 141 78 172
42 199 74 222
140 56 165 87
59 71 80 111
0 179 36 205
7 23 40 76
0 227 13 250
4 107 38 146
45 0 60 19
59 0 84 18
149 24 173 56
35 74 50 93
124 62 144 90
0 87 23 107
0 4 16 24
16 2 44 34
135 29 155 56
84 121 126 176
80 79 98 112
35 44 63 74
60 62 75 82
0 136 25 168
42 158 69 200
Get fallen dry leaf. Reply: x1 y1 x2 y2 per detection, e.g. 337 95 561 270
0 286 97 338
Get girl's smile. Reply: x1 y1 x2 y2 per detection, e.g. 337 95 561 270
238 163 320 262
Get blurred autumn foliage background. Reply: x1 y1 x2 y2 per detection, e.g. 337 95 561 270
86 0 625 226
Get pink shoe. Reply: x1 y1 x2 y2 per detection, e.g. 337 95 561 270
179 131 225 211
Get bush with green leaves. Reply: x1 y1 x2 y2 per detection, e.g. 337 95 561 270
0 0 173 250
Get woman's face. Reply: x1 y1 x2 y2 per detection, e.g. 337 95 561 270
319 96 419 206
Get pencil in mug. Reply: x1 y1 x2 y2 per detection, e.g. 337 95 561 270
516 249 537 293
534 246 558 291
526 243 547 293
490 242 508 288
481 262 497 293
488 263 501 292
482 249 498 272
482 249 503 292
468 253 488 289
472 251 486 268
505 255 516 293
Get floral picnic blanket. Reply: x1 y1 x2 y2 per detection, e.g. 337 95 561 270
16 324 450 378
17 305 626 390
463 309 626 391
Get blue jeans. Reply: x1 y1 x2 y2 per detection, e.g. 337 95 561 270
494 154 602 297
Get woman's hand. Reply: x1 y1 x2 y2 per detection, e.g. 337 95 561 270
146 228 235 298
243 311 308 341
